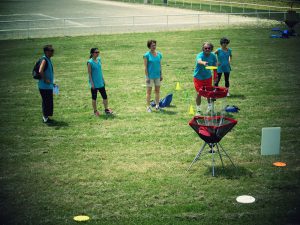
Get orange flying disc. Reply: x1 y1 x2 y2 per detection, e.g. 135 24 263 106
273 162 286 167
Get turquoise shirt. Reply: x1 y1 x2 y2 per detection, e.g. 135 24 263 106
193 52 217 80
216 47 232 73
87 57 104 88
38 56 54 90
143 51 162 79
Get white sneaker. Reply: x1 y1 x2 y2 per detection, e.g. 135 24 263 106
227 88 230 96
42 116 48 123
147 106 152 113
155 105 161 111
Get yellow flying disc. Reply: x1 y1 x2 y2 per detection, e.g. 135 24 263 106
273 162 286 167
205 66 217 70
73 215 90 222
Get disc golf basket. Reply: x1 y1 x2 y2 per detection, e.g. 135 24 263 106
187 86 238 176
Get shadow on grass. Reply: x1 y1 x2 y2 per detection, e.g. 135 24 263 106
228 94 246 99
101 114 116 120
160 109 178 115
204 165 253 179
46 120 69 129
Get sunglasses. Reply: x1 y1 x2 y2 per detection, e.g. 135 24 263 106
93 51 99 53
48 49 54 52
204 47 211 50
221 42 229 44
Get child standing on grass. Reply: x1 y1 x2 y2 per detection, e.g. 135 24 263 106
87 48 113 116
214 37 232 96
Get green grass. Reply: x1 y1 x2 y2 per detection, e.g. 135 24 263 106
0 25 300 225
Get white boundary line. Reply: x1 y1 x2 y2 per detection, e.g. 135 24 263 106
37 13 87 27
0 13 87 27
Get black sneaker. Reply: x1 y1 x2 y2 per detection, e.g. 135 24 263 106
105 108 113 115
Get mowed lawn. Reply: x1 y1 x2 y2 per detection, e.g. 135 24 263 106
0 26 299 225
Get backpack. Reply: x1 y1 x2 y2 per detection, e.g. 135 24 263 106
32 57 48 80
150 93 173 108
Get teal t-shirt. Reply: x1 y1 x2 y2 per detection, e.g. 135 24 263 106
216 48 232 73
38 56 54 90
87 57 104 88
193 52 217 80
143 51 162 79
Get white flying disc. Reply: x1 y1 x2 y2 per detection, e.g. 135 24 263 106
236 195 255 204
73 215 90 222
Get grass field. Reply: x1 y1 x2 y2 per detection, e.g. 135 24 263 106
0 25 300 225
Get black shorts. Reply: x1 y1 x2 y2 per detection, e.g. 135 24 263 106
91 87 107 100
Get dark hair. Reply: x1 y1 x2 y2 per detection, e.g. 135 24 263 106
147 40 156 49
43 45 53 53
220 37 230 44
89 48 99 58
202 42 214 51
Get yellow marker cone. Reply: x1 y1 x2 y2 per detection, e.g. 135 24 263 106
175 82 181 91
189 105 195 115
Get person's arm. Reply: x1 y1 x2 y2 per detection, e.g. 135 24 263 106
39 59 50 84
197 59 208 66
87 62 94 89
160 57 163 81
229 51 232 64
144 57 149 82
100 59 105 86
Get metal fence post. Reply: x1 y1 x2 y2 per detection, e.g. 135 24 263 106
200 2 201 10
27 20 30 39
243 3 245 13
63 19 66 37
167 15 168 27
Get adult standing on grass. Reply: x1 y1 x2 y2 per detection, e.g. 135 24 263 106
38 45 55 123
143 40 163 112
87 48 113 116
214 37 232 96
193 42 217 115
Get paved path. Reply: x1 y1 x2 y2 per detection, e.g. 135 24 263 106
0 0 277 39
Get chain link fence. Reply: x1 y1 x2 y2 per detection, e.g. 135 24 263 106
0 11 295 40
